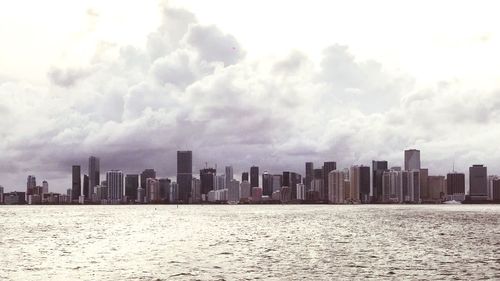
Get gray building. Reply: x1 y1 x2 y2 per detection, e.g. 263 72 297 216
404 149 421 170
177 151 193 203
106 170 124 202
372 160 388 202
88 156 100 197
125 174 139 201
72 165 81 200
469 165 487 198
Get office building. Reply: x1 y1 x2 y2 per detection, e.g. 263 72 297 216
328 170 345 204
125 174 139 201
305 162 314 190
0 186 3 204
240 180 251 200
296 183 306 201
272 174 282 192
262 171 273 196
170 182 178 203
242 172 249 182
323 161 336 201
177 151 192 203
428 175 446 202
382 169 403 203
372 160 388 202
140 169 156 191
27 175 36 199
42 180 48 194
225 166 233 190
106 170 124 203
228 179 240 203
83 174 89 199
250 166 259 188
200 168 216 196
216 174 225 190
469 165 487 199
72 165 81 201
404 149 421 170
447 172 465 195
88 156 100 196
359 166 370 203
402 169 420 203
159 178 171 202
493 179 500 200
191 178 201 203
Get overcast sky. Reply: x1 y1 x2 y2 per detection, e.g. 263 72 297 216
1 0 500 192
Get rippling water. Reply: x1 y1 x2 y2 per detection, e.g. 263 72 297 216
0 205 499 280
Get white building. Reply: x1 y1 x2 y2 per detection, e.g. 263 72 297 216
216 174 226 190
328 170 345 204
296 183 306 200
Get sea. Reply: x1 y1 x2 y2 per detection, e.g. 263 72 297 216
0 204 499 280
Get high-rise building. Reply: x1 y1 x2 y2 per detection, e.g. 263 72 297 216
177 151 192 203
88 156 100 196
323 161 336 201
359 166 370 203
493 179 500 201
296 183 306 200
0 186 4 204
250 166 259 188
239 181 251 200
72 165 81 201
83 174 89 199
372 160 388 202
106 170 124 203
404 149 421 170
419 168 429 201
428 175 446 202
312 168 324 200
447 172 465 195
191 178 201 203
159 178 171 202
487 175 498 201
382 169 403 203
469 165 487 198
146 178 160 203
125 174 139 201
402 170 420 203
170 182 178 203
328 170 345 203
228 179 240 203
26 175 36 199
262 171 273 196
200 168 216 196
349 166 361 203
140 169 156 191
305 162 314 191
42 180 49 194
242 172 249 182
272 174 282 192
216 174 225 190
225 166 233 191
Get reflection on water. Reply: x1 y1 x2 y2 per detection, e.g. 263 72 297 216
0 205 499 280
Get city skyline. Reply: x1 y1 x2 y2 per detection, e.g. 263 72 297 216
2 1 500 194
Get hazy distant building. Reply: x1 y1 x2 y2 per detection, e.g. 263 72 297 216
228 179 240 203
305 162 314 191
191 178 201 203
328 170 345 204
72 165 81 201
239 180 251 200
469 165 487 199
159 178 171 202
404 149 421 170
170 182 178 203
428 175 446 202
372 161 388 202
312 168 324 200
88 156 100 197
216 174 225 190
493 179 500 200
125 174 139 201
296 183 306 200
242 172 249 182
419 168 429 201
323 161 336 201
177 151 192 203
359 166 370 203
136 187 145 203
348 166 361 203
250 166 259 188
106 170 124 203
225 166 233 190
0 186 4 204
42 180 49 194
262 171 273 196
27 175 36 199
252 187 263 202
272 174 282 192
200 168 216 196
140 169 156 191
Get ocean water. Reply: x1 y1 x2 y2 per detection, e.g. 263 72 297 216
0 205 499 280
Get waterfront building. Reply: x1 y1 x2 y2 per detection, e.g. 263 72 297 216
177 151 192 203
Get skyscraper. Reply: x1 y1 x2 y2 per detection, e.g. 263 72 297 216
159 178 171 202
242 172 249 182
146 178 160 203
382 169 403 203
228 179 240 203
225 166 233 190
177 151 193 203
328 170 345 204
250 166 259 188
312 168 324 200
372 160 388 202
323 161 336 201
359 166 371 203
402 169 420 203
419 168 429 201
447 172 465 195
72 165 81 201
200 168 216 196
404 149 421 170
272 174 282 192
349 166 360 203
83 174 89 199
305 162 314 191
262 171 273 196
469 164 487 199
42 180 49 194
191 178 201 203
125 174 139 201
140 169 156 191
106 170 124 203
88 156 100 196
26 175 36 199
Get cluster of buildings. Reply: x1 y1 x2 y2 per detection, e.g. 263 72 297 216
1 149 500 205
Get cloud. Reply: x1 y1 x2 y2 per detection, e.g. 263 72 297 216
1 2 499 192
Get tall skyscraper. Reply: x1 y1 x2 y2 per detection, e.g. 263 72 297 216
359 166 371 203
372 160 388 202
225 166 233 190
200 168 216 196
83 174 89 199
402 169 420 203
305 162 314 191
26 175 36 199
159 178 171 202
216 174 225 190
72 166 81 200
191 178 201 203
88 156 100 195
146 178 160 203
312 168 324 200
447 172 465 195
170 182 179 203
419 168 429 200
125 174 139 201
177 151 193 203
262 171 273 196
272 174 282 192
404 149 421 170
42 180 49 194
239 181 251 200
106 170 124 202
323 161 336 201
382 169 403 203
0 186 4 204
349 166 360 203
328 170 345 204
140 169 156 191
242 172 249 182
250 166 259 188
469 165 487 198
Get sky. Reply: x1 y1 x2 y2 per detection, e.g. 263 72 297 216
1 0 500 192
